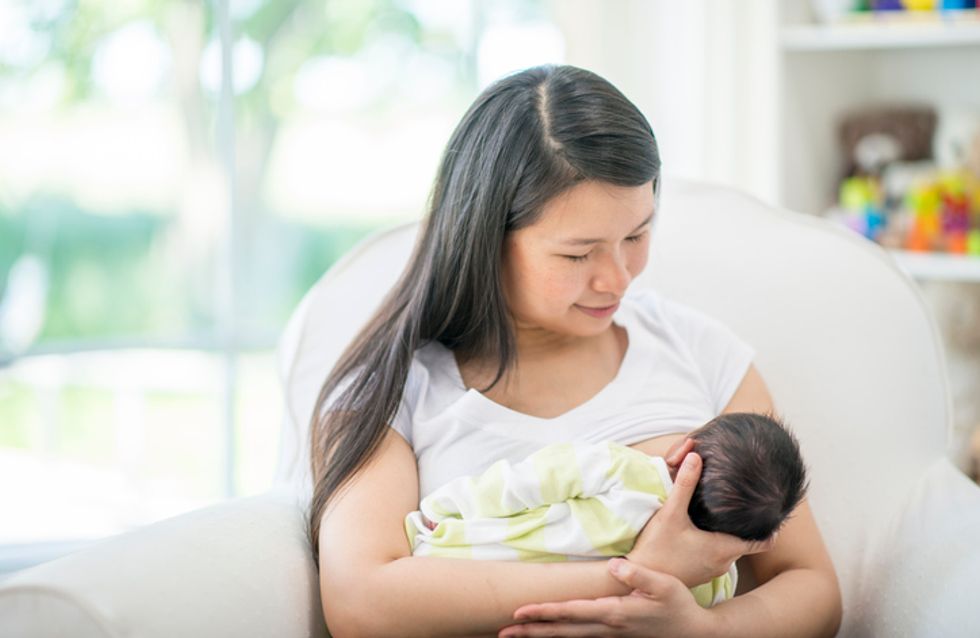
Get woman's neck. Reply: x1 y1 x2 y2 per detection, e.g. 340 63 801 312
458 322 619 380
511 323 596 361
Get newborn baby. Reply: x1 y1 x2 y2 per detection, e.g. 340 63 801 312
405 412 808 607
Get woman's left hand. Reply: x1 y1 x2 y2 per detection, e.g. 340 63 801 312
497 558 715 637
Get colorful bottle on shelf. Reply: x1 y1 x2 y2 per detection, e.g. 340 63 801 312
902 173 980 255
948 232 968 254
905 184 942 251
901 0 937 9
840 176 885 241
967 229 980 257
908 217 932 252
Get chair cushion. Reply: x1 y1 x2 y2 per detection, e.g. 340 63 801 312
0 489 325 638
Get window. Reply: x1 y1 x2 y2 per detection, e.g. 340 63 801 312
0 0 562 567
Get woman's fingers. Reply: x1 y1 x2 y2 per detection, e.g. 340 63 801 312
664 437 695 468
504 599 624 636
607 558 676 599
711 530 778 564
741 532 777 555
502 564 705 637
512 598 618 623
660 452 702 517
499 621 611 637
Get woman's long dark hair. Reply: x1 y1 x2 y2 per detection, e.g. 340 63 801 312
307 64 661 566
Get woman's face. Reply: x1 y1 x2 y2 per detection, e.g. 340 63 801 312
502 179 655 340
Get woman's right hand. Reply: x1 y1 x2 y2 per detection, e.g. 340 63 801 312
625 446 775 588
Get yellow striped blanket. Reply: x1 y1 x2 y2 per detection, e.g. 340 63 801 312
405 441 735 608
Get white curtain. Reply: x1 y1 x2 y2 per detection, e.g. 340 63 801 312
546 0 780 207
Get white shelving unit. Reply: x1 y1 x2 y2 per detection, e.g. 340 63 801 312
782 11 980 51
776 2 980 229
889 249 980 282
775 2 980 284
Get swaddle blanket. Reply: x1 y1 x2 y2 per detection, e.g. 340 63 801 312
405 441 736 608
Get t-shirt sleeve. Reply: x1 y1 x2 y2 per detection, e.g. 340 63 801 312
654 294 757 414
388 362 423 447
318 361 423 448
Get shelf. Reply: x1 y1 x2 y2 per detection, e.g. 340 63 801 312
782 14 980 50
888 249 980 282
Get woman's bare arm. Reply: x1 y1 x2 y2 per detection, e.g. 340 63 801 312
318 428 635 638
709 499 841 637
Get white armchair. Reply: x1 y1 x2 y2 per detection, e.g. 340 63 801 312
3 180 979 637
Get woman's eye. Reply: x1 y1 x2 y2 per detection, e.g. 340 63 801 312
560 233 646 262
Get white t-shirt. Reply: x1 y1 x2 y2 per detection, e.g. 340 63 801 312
384 288 756 499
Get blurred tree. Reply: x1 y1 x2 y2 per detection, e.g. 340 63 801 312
0 0 479 343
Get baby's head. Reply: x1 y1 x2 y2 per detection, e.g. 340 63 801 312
686 413 808 541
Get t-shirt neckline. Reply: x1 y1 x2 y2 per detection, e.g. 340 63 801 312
440 300 646 425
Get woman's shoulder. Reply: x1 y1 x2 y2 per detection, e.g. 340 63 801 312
403 340 468 408
625 287 735 335
623 287 754 360
411 340 459 387
320 341 450 413
625 287 756 414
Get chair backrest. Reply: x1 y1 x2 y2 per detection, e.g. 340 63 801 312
274 179 952 626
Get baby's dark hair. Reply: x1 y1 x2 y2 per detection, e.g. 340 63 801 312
687 412 808 541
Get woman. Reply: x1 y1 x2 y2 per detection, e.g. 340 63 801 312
308 64 841 637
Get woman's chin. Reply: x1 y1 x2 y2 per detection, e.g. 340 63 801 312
512 309 614 341
564 315 616 338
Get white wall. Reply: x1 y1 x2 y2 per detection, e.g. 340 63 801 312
546 0 780 206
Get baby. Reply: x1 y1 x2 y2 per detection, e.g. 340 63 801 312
405 412 808 607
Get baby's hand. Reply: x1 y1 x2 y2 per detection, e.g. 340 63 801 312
422 515 437 530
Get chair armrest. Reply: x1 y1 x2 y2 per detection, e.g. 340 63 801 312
0 489 326 638
848 458 980 637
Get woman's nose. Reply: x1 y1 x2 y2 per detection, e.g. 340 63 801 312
592 250 631 295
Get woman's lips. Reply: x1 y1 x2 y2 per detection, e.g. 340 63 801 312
575 301 620 318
